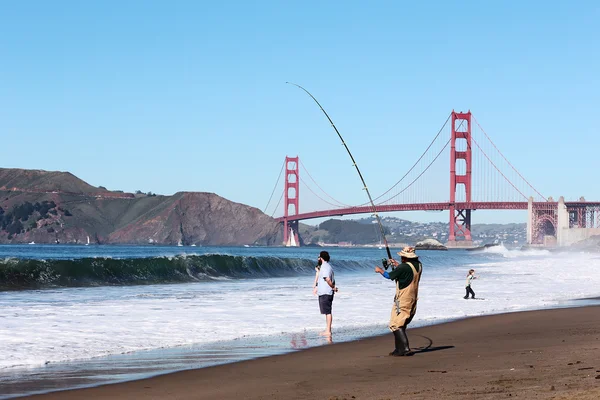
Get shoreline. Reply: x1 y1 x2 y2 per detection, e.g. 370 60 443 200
3 298 597 398
10 303 600 400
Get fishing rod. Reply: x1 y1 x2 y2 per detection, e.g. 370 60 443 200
287 82 393 263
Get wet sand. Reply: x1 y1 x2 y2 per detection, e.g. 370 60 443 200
22 306 600 399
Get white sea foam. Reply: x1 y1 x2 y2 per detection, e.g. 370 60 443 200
482 244 551 258
1 249 599 370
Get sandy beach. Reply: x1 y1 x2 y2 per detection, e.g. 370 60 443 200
19 305 600 400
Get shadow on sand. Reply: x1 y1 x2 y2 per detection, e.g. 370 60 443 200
411 335 454 354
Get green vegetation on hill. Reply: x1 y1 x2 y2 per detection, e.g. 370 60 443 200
0 200 70 238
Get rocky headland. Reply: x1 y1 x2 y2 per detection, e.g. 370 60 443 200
415 238 448 250
0 168 282 246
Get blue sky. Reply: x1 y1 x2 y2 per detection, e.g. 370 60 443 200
1 1 598 224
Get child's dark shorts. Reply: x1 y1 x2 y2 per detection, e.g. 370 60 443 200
318 294 334 315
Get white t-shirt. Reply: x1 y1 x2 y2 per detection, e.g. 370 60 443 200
466 275 475 287
317 261 335 296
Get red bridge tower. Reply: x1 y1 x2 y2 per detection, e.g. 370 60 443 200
448 111 473 246
283 156 300 246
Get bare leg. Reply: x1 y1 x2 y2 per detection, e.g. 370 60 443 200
319 314 332 336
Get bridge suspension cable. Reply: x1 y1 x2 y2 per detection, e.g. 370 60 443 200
367 113 452 204
275 110 553 223
263 159 285 215
372 138 451 205
470 136 528 200
299 176 351 208
299 160 350 207
472 116 547 201
351 114 461 207
270 191 284 218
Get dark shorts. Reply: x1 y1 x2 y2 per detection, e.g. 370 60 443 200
318 294 334 315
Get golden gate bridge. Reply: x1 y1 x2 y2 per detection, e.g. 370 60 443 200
264 111 600 247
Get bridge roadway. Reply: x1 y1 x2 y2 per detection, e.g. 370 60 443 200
276 201 600 222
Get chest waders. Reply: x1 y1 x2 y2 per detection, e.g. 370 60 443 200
389 261 422 357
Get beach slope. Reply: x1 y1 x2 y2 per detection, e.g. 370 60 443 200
25 306 600 400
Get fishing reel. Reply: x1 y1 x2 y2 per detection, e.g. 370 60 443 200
381 258 398 270
381 258 390 270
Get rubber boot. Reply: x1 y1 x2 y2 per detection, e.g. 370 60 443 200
396 327 413 356
390 329 413 356
389 330 402 356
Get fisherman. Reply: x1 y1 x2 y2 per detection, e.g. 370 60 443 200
375 246 422 356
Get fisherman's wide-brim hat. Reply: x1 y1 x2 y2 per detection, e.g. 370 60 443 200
397 246 418 258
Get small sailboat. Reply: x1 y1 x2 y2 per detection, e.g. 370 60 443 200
86 236 90 246
29 241 35 245
285 228 298 247
177 240 183 247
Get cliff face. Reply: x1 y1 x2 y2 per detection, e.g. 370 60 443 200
0 168 282 246
106 192 281 246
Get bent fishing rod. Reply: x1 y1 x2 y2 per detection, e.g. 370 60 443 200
286 82 393 262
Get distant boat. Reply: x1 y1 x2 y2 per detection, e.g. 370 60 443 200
177 240 183 247
285 228 298 247
243 244 250 248
85 236 90 246
28 241 35 245
190 244 196 247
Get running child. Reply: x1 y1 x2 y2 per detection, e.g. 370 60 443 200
464 269 477 299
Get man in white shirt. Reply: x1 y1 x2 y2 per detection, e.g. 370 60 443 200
313 251 338 337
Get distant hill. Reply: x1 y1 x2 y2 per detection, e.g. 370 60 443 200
0 167 527 247
0 168 110 194
0 168 281 246
298 216 527 246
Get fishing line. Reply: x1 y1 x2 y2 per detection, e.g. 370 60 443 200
286 82 392 259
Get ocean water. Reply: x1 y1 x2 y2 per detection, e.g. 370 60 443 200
1 244 599 398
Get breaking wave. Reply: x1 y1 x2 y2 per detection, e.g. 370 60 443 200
0 255 367 291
